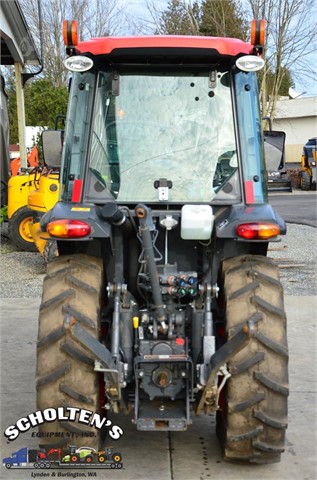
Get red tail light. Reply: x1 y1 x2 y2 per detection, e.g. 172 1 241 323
236 222 280 240
47 220 91 238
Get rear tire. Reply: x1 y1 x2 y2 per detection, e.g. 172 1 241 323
216 255 288 464
36 254 104 449
43 240 58 263
301 170 311 190
8 206 37 251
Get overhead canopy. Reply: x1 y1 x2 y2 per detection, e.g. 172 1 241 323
0 0 40 66
77 35 253 61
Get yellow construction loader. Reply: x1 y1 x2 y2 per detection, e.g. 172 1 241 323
7 171 40 251
7 167 59 255
5 129 62 257
299 137 317 190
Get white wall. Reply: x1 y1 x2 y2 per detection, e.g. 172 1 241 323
25 126 45 149
273 116 316 163
271 97 317 163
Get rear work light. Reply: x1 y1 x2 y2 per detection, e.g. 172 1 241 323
236 222 280 240
64 56 94 72
47 220 91 238
236 55 265 72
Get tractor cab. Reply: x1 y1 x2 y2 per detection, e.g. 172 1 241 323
56 35 268 209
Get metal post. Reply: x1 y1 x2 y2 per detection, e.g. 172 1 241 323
14 62 27 169
112 286 121 360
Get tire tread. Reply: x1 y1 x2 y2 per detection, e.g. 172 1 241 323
216 254 288 464
36 254 104 449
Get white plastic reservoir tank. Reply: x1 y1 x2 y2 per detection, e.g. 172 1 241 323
181 204 214 240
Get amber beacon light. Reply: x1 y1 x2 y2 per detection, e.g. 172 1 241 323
63 20 79 47
251 19 265 47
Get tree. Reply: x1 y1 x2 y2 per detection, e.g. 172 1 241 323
200 0 248 39
263 67 294 97
7 79 68 144
146 0 248 38
155 0 201 35
20 0 128 87
246 0 317 118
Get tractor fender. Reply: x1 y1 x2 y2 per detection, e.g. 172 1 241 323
40 201 112 239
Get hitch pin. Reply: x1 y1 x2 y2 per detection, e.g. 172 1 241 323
216 364 231 409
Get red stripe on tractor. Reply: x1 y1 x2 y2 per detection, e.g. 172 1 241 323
244 180 255 204
71 179 82 202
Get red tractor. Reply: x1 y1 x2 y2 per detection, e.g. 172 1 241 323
36 19 288 464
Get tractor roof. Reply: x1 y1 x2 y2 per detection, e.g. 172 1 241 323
76 35 253 60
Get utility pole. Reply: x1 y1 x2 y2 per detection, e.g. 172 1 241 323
14 63 27 169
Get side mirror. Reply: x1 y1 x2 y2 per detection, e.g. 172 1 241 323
42 130 63 169
263 130 286 173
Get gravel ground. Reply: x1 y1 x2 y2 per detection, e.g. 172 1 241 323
0 223 46 298
0 222 316 298
267 223 317 295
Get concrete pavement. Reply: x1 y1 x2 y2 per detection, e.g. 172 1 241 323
0 296 316 479
268 191 317 228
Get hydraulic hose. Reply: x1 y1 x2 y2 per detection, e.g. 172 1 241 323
135 204 167 331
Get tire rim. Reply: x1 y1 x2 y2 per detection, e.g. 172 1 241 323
18 216 34 242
